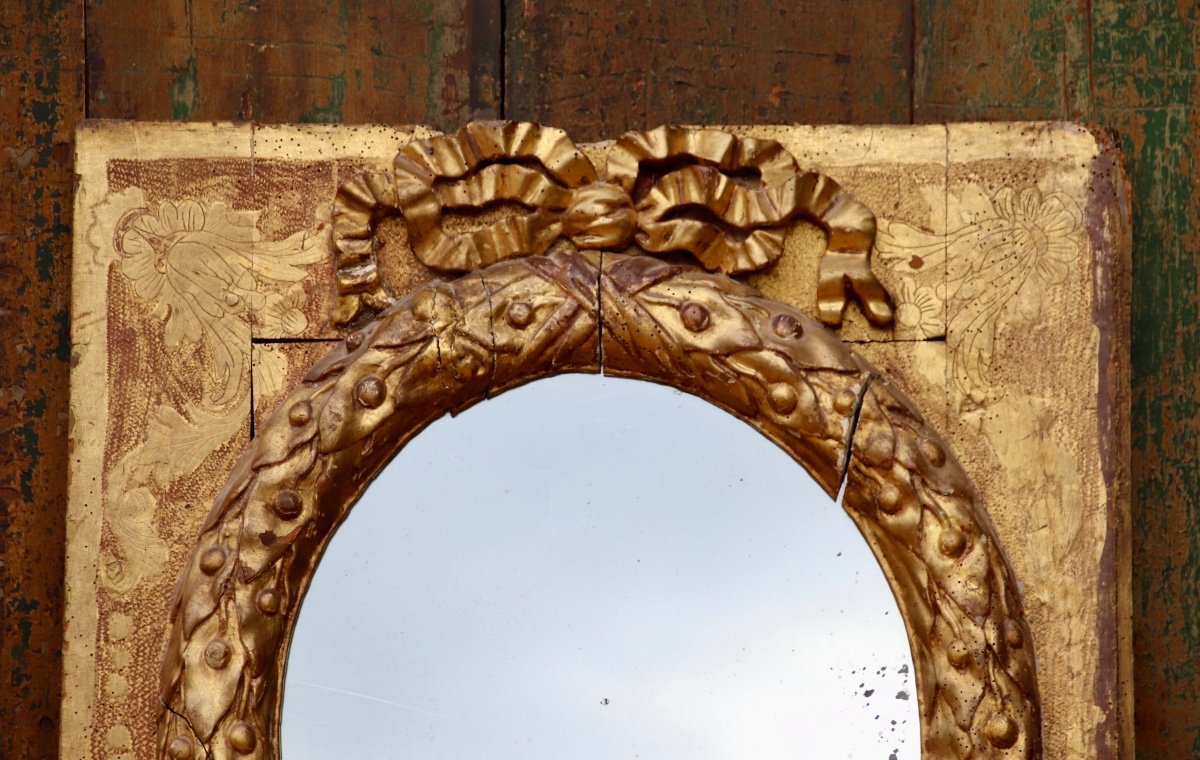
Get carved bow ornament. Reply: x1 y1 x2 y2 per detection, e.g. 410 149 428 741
331 122 895 328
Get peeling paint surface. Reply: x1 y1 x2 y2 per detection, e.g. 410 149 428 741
0 2 83 759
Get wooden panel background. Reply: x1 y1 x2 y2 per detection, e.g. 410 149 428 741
1 0 1193 756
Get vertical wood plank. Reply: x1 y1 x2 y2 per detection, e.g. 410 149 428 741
0 2 85 759
915 0 1198 755
86 0 501 129
913 0 1093 121
504 0 914 142
1096 5 1200 754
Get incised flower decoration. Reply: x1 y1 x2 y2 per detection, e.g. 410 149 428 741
114 199 322 405
892 278 944 338
876 185 1085 403
101 196 323 593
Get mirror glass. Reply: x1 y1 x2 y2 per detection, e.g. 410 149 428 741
282 374 919 758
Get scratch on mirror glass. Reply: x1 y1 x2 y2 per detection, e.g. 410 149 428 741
288 679 467 722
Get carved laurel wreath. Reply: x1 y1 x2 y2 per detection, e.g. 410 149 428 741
158 123 1040 759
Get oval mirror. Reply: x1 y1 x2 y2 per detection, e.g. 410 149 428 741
282 374 919 758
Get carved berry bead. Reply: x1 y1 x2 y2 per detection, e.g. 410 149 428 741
199 547 226 575
860 432 893 466
271 489 303 520
939 527 967 558
947 639 971 669
506 301 534 328
257 588 280 616
679 301 710 332
166 737 194 760
919 437 946 467
228 722 257 754
984 713 1019 749
411 290 435 322
345 331 365 351
288 401 312 426
1004 620 1024 648
355 375 386 408
770 313 803 339
834 389 857 414
877 484 903 515
203 639 231 670
768 384 798 415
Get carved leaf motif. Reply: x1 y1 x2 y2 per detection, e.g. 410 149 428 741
160 251 1040 760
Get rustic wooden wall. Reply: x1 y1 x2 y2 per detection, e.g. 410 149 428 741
503 0 913 140
2 0 1194 756
1 3 84 759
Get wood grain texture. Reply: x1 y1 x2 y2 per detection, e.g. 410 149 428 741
0 2 84 760
86 0 501 129
914 1 1196 754
503 0 914 142
914 0 1095 121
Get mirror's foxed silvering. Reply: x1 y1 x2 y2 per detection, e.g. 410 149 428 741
157 123 1041 760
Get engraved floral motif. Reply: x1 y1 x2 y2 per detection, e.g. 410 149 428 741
102 404 242 593
97 194 324 593
260 284 309 338
892 278 944 338
113 199 322 404
877 185 1085 404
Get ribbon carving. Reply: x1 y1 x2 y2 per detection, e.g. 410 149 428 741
331 122 894 328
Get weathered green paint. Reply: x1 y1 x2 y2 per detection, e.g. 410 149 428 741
916 0 1200 753
168 55 199 119
1095 4 1199 751
335 0 349 36
87 0 499 126
298 73 346 123
424 12 446 124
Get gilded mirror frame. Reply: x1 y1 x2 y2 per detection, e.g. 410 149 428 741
158 123 1036 758
67 121 1132 760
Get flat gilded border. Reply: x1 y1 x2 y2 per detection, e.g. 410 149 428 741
157 250 1040 759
